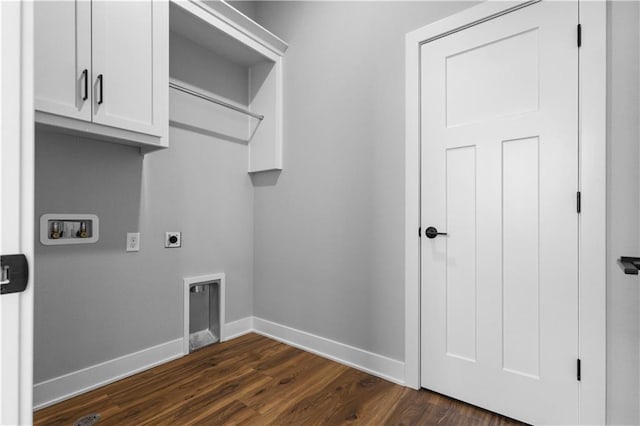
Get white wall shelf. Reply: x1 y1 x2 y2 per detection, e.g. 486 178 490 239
169 0 287 173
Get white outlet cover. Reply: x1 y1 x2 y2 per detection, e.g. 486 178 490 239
126 232 140 252
165 232 181 248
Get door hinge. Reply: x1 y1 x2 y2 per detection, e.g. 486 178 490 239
577 24 582 47
577 191 581 213
577 358 581 381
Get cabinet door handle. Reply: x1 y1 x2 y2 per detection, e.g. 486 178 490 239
97 74 104 105
81 69 88 101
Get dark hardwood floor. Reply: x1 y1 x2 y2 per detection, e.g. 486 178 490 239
35 333 524 425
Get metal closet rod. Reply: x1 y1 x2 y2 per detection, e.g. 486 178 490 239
169 81 264 121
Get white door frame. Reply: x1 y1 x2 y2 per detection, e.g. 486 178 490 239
0 1 35 424
404 1 606 424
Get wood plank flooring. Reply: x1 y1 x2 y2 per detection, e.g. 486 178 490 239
35 333 524 425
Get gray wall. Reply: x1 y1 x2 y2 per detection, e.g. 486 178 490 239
34 34 254 382
252 0 640 422
251 1 475 361
607 1 640 424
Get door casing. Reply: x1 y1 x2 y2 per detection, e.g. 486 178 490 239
404 1 606 424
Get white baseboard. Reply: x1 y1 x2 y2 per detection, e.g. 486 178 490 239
222 316 254 341
33 338 184 410
34 316 405 410
252 317 405 386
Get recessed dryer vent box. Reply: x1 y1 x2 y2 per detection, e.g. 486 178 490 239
40 214 99 245
183 273 225 354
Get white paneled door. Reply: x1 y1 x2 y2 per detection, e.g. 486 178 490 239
0 1 34 424
420 2 579 424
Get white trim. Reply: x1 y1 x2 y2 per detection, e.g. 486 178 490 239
183 273 226 355
222 316 254 341
404 23 422 392
35 112 164 151
253 317 405 386
33 338 184 411
20 1 35 422
577 2 607 424
171 0 283 63
404 1 607 423
189 0 287 58
208 0 288 55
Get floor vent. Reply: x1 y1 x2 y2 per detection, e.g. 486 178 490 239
73 413 100 426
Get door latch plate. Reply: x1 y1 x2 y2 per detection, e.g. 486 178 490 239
0 254 29 295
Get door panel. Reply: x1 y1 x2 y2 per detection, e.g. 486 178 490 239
445 29 539 128
420 2 579 424
92 0 163 136
502 136 540 378
34 0 91 120
445 146 477 362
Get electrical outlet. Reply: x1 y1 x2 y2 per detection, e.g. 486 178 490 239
165 232 181 248
126 232 140 252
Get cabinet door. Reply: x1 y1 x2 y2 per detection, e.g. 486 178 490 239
91 1 168 138
34 1 91 120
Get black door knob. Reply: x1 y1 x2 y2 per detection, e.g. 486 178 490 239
425 226 447 239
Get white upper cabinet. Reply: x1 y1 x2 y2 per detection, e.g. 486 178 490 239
35 1 92 121
35 0 168 149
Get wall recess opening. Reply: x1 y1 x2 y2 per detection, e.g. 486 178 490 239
183 273 225 354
